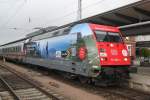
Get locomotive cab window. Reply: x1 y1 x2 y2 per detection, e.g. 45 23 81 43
108 32 122 42
95 30 122 42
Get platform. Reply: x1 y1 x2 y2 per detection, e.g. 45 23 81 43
128 67 150 93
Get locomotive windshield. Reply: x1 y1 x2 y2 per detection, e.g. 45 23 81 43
95 30 122 42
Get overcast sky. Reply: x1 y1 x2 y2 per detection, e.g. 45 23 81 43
0 0 141 45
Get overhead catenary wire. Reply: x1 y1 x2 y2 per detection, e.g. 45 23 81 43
0 0 21 26
0 0 26 29
0 0 77 31
1 0 105 31
46 0 105 25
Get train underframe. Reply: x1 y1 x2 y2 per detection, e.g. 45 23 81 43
0 56 130 86
64 66 130 86
93 66 130 86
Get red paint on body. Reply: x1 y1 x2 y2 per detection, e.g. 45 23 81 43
89 23 131 67
89 24 120 33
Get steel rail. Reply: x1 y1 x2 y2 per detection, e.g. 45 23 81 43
0 64 61 100
0 76 21 100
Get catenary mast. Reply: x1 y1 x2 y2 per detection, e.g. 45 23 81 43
77 0 82 20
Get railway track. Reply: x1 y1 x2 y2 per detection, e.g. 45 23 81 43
1 62 150 100
67 78 150 100
0 64 65 100
35 69 150 100
89 85 150 100
63 75 150 100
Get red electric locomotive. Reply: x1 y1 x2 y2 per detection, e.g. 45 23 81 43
0 23 131 86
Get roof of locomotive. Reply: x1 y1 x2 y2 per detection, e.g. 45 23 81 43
0 22 79 47
0 22 119 47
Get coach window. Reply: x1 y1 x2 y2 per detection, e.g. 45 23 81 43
15 47 17 52
14 47 15 52
17 47 19 52
10 47 12 52
8 48 10 53
16 47 17 52
14 47 16 52
12 47 13 52
13 47 14 52
18 46 20 52
16 47 18 52
16 46 19 52
17 46 19 52
18 47 20 52
13 47 15 52
15 47 16 52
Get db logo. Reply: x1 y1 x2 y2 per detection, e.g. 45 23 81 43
111 49 118 55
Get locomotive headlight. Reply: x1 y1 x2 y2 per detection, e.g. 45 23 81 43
124 58 128 61
122 49 128 56
101 58 104 61
101 57 107 61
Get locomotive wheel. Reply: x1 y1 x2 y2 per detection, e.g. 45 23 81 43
78 76 89 84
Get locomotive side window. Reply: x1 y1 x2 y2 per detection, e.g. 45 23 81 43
95 30 122 42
